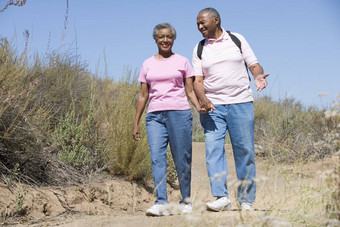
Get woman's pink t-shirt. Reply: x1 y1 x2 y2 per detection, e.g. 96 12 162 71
138 54 194 113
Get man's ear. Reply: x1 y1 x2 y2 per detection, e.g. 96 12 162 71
215 16 220 25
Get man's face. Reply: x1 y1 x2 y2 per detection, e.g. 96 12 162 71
196 11 219 38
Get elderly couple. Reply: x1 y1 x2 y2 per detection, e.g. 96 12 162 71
133 7 269 216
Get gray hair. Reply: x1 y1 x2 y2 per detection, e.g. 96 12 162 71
152 23 177 40
199 8 221 27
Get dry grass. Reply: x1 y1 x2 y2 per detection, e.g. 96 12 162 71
0 38 151 186
253 96 339 163
0 35 339 225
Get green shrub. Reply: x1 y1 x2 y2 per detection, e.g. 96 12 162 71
54 110 91 167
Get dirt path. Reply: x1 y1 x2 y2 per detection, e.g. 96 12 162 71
3 142 338 226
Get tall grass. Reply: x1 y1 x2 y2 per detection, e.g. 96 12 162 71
0 37 151 185
192 95 339 163
253 96 339 163
96 71 151 181
0 35 339 224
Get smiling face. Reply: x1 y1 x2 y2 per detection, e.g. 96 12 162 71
197 11 220 39
155 28 174 55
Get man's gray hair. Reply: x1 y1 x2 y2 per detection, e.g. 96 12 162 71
199 7 221 27
152 23 177 40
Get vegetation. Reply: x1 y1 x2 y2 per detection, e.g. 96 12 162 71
253 96 339 162
0 36 339 224
0 37 151 186
0 0 27 13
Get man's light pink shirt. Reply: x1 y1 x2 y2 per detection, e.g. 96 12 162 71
192 29 258 104
138 54 193 113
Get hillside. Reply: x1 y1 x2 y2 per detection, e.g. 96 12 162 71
1 142 339 226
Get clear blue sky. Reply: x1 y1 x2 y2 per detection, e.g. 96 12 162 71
1 0 339 108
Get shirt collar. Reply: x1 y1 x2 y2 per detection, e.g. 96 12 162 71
206 28 229 44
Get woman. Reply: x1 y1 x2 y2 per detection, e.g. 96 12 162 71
133 23 203 216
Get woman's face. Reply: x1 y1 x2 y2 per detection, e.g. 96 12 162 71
155 28 174 54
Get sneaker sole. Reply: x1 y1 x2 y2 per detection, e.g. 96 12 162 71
146 211 170 216
206 204 231 212
182 210 192 214
241 208 255 211
146 211 161 216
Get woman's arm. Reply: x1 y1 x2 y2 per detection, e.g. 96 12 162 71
193 76 215 112
133 82 149 141
184 77 205 113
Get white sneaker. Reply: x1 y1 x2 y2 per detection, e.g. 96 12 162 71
182 204 192 214
146 204 170 216
206 197 231 211
241 203 254 211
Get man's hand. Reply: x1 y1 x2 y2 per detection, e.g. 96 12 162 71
254 73 269 91
249 63 269 92
200 98 216 113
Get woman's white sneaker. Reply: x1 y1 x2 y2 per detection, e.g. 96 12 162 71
206 197 231 211
146 204 170 216
241 203 254 211
182 204 192 214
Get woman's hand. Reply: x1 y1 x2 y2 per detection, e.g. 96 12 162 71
198 106 207 114
133 124 141 141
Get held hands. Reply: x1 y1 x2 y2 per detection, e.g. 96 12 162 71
199 98 216 113
255 73 269 92
198 107 207 113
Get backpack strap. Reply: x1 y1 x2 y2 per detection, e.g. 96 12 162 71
227 30 251 80
226 30 242 53
196 30 242 59
197 39 205 60
196 30 250 80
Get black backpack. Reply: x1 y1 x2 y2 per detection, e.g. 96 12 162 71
197 30 250 80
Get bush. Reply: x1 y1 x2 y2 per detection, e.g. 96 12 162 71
0 38 152 185
253 96 339 163
99 72 151 181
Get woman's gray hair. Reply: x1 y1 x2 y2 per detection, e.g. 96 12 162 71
152 23 177 40
199 7 221 27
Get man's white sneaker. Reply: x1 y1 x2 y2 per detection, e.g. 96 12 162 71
146 204 170 216
206 197 231 211
241 203 254 211
182 204 192 214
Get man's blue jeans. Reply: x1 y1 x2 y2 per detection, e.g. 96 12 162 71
146 110 192 204
200 102 256 204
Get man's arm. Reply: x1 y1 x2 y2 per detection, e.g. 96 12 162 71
249 63 269 92
193 76 216 112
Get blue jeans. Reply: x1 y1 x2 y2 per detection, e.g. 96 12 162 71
146 110 192 204
200 102 256 204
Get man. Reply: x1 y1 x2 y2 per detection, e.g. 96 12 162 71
192 8 269 211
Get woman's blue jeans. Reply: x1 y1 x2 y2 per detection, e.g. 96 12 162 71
200 102 256 204
146 110 192 204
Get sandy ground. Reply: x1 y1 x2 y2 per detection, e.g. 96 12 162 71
1 142 338 226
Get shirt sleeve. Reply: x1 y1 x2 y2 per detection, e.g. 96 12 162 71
138 61 147 83
233 33 259 68
183 58 194 78
192 43 204 77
